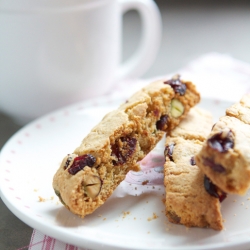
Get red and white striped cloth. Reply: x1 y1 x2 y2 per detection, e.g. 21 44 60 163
17 231 80 250
29 230 82 250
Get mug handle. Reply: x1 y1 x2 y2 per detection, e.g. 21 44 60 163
117 0 162 80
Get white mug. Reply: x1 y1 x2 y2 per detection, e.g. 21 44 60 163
0 0 162 125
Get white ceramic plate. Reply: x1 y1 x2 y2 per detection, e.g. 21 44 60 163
1 94 250 250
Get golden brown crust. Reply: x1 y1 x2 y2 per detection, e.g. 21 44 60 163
164 108 224 230
53 76 200 217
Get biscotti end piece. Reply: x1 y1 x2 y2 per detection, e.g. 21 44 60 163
195 94 250 195
164 107 224 230
53 75 200 217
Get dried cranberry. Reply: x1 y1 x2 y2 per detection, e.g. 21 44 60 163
208 129 234 153
164 143 175 161
203 157 226 173
219 192 227 203
204 175 217 198
164 75 186 96
168 212 181 223
156 115 168 130
190 156 196 166
68 154 96 175
153 109 159 117
204 175 227 202
111 137 137 165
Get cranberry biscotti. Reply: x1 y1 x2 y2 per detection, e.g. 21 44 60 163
195 94 250 195
164 107 225 230
53 75 200 217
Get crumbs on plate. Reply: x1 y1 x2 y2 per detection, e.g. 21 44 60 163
147 213 158 221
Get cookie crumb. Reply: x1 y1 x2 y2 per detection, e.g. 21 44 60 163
147 213 158 221
122 211 130 219
142 180 149 185
38 196 46 202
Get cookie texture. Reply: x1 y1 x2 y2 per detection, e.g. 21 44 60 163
195 94 250 195
164 107 224 230
53 75 200 217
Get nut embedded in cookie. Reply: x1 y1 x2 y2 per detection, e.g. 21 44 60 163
82 174 103 199
170 99 184 118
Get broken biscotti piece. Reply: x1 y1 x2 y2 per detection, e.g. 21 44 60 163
53 75 200 217
164 107 225 230
195 94 250 195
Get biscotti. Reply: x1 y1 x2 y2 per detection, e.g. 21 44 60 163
164 107 225 230
195 94 250 195
53 75 200 217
